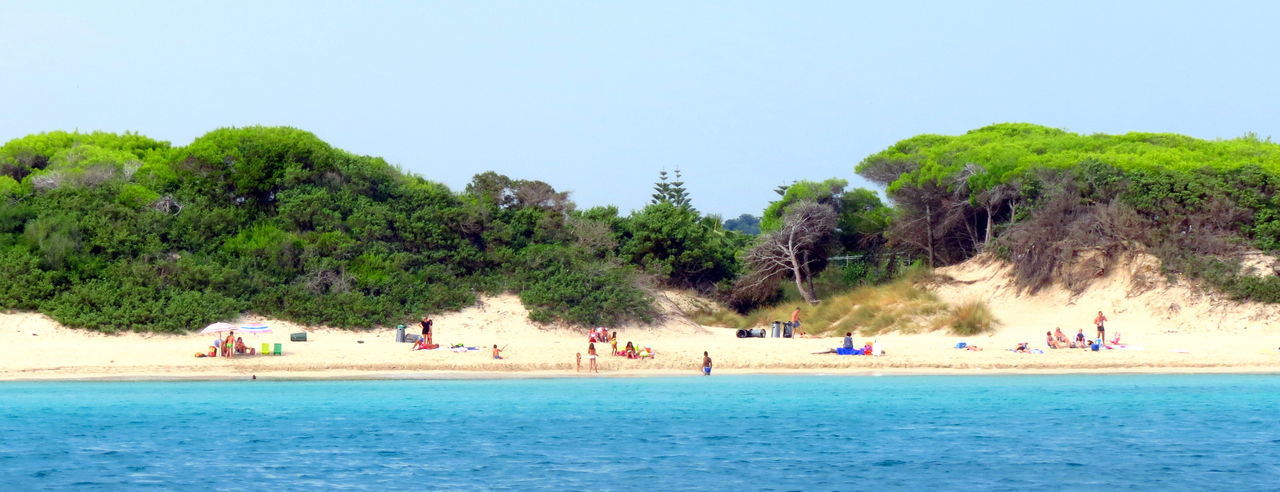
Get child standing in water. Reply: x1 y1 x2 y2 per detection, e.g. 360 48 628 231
702 351 712 376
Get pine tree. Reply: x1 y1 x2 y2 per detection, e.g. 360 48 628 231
651 170 672 205
668 169 692 210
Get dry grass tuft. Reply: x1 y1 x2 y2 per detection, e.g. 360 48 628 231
691 268 991 337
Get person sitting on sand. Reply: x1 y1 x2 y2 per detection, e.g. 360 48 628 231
624 341 638 359
234 337 255 355
492 344 503 360
1075 329 1087 347
843 332 854 350
863 342 874 355
1046 331 1060 349
1054 328 1068 343
411 337 432 351
1110 332 1122 345
210 336 222 357
1013 342 1030 353
639 346 653 359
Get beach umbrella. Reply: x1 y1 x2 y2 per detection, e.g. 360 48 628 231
201 322 236 334
239 324 272 334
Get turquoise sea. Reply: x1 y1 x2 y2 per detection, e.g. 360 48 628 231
3 375 1279 490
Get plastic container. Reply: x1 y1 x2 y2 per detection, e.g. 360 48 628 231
396 325 406 343
771 321 782 338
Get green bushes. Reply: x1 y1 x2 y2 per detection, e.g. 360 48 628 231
514 245 654 326
0 127 677 332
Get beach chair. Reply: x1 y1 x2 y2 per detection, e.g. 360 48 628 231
261 343 271 355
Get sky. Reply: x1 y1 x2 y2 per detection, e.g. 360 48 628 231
3 1 1279 218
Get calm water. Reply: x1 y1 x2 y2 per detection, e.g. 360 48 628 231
2 375 1279 490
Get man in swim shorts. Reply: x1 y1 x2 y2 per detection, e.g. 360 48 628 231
1094 311 1107 341
702 351 712 376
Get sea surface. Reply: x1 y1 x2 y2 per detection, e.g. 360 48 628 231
2 375 1279 490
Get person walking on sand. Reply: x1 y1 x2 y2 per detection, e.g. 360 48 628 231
588 343 599 373
1094 311 1108 341
791 307 805 337
420 316 433 345
702 351 713 376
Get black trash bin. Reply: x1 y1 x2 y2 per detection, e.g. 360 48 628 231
291 332 308 342
782 322 793 338
735 329 749 338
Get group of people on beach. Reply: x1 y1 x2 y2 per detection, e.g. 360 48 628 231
1017 311 1119 352
203 331 254 358
578 330 657 373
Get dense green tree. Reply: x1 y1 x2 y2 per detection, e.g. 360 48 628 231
723 214 761 235
620 202 737 288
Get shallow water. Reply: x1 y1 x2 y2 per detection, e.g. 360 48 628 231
2 375 1279 490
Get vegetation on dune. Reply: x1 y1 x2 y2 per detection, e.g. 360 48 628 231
857 123 1280 302
6 121 1280 334
0 128 752 332
693 267 997 336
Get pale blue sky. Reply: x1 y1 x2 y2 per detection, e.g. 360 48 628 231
3 1 1279 217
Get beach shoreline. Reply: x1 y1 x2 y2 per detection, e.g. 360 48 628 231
6 364 1280 383
6 286 1280 382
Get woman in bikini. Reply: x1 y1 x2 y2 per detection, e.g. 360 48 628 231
588 343 599 373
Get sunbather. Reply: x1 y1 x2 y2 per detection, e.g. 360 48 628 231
234 337 255 355
1046 331 1060 349
1054 328 1068 343
965 345 983 351
1013 342 1030 353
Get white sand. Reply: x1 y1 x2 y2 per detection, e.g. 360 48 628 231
3 254 1279 380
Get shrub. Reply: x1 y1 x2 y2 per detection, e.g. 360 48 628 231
946 300 998 336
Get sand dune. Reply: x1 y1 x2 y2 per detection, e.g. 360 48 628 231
3 254 1279 380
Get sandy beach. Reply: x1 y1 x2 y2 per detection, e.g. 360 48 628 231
5 254 1280 381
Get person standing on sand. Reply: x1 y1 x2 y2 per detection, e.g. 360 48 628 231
702 351 713 376
576 353 582 372
1094 311 1108 341
223 331 236 358
421 316 433 345
791 307 804 337
588 343 599 373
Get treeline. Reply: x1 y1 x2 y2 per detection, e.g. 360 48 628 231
0 127 767 332
12 122 1270 333
857 123 1280 300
